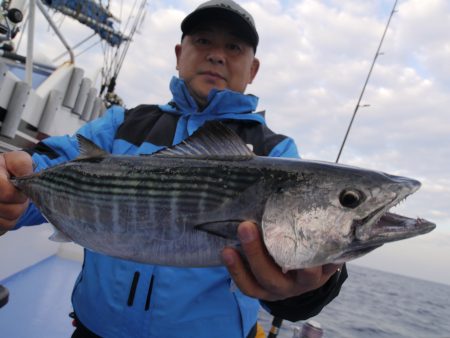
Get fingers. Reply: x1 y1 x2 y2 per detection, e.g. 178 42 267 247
292 264 341 294
0 151 32 204
222 222 298 301
222 221 344 301
322 263 343 277
0 202 29 221
0 173 27 204
222 247 276 300
238 222 296 295
3 151 34 177
0 151 33 230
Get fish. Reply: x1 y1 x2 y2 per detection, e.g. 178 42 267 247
11 121 435 271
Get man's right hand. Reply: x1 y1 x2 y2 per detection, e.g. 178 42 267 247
0 151 33 233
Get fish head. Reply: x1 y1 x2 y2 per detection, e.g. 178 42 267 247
261 162 435 271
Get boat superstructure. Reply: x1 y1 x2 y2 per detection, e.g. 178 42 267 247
0 1 146 334
0 0 146 151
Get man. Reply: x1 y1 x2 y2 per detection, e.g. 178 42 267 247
0 1 347 337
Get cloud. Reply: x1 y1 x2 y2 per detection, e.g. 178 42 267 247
44 0 447 228
352 229 450 285
26 0 450 283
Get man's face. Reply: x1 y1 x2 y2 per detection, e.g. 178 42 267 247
175 21 260 107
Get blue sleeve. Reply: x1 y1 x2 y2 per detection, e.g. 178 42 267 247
268 137 300 159
32 106 125 170
15 106 125 228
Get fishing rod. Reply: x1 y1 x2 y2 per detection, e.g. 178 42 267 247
268 317 283 338
268 2 399 336
335 0 398 163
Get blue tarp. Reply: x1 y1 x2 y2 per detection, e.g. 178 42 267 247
43 0 126 46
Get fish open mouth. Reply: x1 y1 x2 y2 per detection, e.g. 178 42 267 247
353 205 386 230
373 212 435 237
341 211 435 263
352 211 436 248
342 176 435 261
351 177 434 244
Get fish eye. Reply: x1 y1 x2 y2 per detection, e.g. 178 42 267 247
276 186 284 194
339 189 363 209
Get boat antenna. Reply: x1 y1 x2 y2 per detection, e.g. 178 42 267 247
335 0 398 163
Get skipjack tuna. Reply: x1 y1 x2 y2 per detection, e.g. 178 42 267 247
12 122 435 271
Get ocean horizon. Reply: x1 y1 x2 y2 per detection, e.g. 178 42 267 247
258 264 450 338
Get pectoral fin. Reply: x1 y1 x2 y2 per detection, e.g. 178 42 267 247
195 221 240 239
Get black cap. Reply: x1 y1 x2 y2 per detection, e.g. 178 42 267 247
181 0 259 52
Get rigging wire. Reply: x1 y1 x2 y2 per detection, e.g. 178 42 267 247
111 0 139 74
4 0 146 106
335 0 398 163
52 32 97 62
100 0 147 97
103 0 138 81
114 0 146 77
73 37 102 59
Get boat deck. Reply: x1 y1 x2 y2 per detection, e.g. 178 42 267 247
0 255 82 337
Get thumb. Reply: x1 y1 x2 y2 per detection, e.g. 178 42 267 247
3 151 34 178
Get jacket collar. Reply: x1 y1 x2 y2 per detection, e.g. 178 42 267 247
160 77 261 119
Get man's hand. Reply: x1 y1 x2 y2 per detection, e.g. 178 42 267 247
0 151 33 233
221 221 342 301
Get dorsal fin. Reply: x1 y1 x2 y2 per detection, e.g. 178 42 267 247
153 121 254 160
76 134 109 159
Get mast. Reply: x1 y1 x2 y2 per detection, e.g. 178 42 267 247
41 0 148 106
25 0 34 85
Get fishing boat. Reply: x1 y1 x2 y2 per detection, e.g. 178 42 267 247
0 0 146 335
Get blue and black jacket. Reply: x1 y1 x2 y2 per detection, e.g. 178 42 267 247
17 77 347 338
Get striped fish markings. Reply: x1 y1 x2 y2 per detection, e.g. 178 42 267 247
12 122 435 270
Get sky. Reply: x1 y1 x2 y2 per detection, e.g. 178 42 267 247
26 0 450 285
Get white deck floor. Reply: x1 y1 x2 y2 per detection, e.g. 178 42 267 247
0 255 82 337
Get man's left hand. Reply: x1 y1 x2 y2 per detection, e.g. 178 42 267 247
221 221 342 301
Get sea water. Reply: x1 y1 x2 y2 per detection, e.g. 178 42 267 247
258 264 450 338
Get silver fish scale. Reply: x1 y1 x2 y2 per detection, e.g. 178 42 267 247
20 156 265 235
12 121 434 268
12 155 276 262
35 162 257 195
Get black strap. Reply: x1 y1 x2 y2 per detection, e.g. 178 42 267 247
246 323 258 338
0 285 9 308
70 312 101 338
